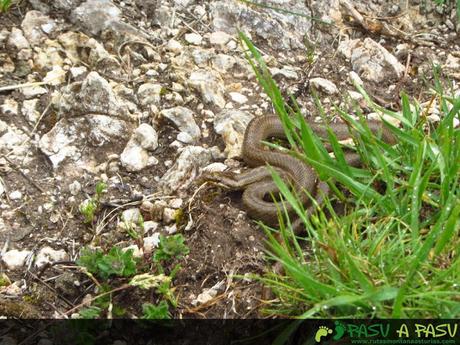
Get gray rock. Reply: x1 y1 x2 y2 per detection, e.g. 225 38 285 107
160 106 201 142
209 0 312 50
9 190 22 200
121 208 142 223
209 31 232 45
71 0 122 36
0 125 31 158
54 272 80 297
184 33 203 45
2 249 32 269
1 98 18 116
176 131 194 144
55 0 81 11
188 69 226 108
43 66 67 85
159 146 215 194
137 83 162 108
310 77 338 94
151 5 171 27
21 85 47 99
39 115 130 170
191 48 214 67
269 66 299 80
143 234 160 254
7 28 30 50
120 140 149 172
229 92 248 104
166 39 183 54
21 11 56 46
134 123 158 151
28 0 51 13
0 28 9 46
213 109 254 158
35 247 68 268
59 72 130 119
212 54 236 73
69 181 82 195
339 38 405 82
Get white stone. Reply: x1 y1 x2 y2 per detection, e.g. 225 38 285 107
184 32 202 45
174 132 191 144
163 207 177 224
212 54 236 73
269 66 298 79
2 249 32 269
143 221 159 233
347 90 363 101
143 234 160 254
214 109 254 158
160 106 201 141
188 69 226 108
22 85 47 99
120 142 149 172
71 0 122 35
69 181 82 195
133 123 158 151
339 38 405 82
159 146 214 193
7 28 30 50
1 98 19 116
169 198 183 209
445 54 460 70
22 99 40 124
138 83 162 107
191 281 224 306
35 247 68 268
121 208 141 224
21 10 56 46
8 191 22 200
349 71 364 86
209 31 232 45
229 92 248 104
44 66 66 85
166 39 183 54
202 162 227 173
122 245 143 258
310 78 338 95
70 66 87 78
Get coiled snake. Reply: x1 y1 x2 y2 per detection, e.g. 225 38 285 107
205 115 395 231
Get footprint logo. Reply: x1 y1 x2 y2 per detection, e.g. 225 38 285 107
315 326 333 343
333 321 346 340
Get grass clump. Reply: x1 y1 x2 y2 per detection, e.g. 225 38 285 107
239 32 459 318
0 0 11 12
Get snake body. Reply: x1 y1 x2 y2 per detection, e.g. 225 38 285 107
208 115 395 229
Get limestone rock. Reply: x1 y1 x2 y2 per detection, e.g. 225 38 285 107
188 69 226 108
213 109 254 158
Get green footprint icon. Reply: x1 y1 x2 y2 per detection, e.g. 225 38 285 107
315 326 333 342
333 321 346 340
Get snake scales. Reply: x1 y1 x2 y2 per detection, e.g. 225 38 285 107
206 115 396 230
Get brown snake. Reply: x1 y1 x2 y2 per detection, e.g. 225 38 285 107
206 115 396 231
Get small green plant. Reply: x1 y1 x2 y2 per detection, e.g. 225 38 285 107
142 301 171 319
77 306 102 319
77 247 137 279
153 234 190 263
0 0 12 12
123 214 144 240
79 181 107 224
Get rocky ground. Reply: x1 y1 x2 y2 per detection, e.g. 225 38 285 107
0 0 459 319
